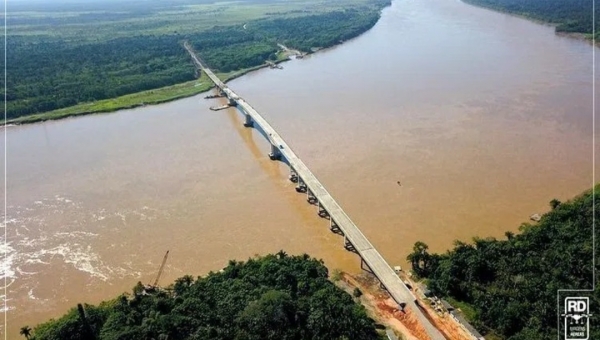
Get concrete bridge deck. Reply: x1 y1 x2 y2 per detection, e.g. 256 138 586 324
184 43 445 340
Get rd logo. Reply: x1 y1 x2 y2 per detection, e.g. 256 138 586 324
562 297 591 340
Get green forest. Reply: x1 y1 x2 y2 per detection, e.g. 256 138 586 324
188 7 383 73
6 35 196 118
408 186 599 339
463 0 598 36
25 253 380 340
4 0 390 121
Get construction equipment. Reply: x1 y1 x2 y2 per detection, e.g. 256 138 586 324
153 250 169 287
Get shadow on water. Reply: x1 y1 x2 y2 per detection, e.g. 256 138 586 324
222 101 346 241
224 107 286 178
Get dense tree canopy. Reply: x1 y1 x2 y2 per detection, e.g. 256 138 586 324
6 35 196 119
409 185 599 339
252 7 384 52
464 0 598 36
186 7 385 73
28 253 379 340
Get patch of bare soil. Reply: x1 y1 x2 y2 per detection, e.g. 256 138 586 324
335 272 472 340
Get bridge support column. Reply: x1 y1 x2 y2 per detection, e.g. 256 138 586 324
344 236 356 253
398 302 407 313
317 202 329 218
295 177 307 193
269 144 282 161
360 258 374 274
289 168 298 183
307 190 318 205
330 219 342 234
227 97 237 106
243 114 254 127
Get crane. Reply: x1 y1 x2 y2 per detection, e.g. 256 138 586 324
153 250 169 287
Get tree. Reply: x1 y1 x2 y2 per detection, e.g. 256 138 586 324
411 185 599 339
407 241 433 277
19 326 32 339
173 275 194 296
236 290 295 339
30 254 380 340
133 281 145 296
78 303 96 340
549 198 561 210
276 250 288 259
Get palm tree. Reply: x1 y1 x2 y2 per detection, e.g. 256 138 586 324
276 250 288 259
19 325 32 339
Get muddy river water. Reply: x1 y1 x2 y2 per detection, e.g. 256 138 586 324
1 0 598 336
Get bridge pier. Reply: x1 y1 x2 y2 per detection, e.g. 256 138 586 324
360 258 374 274
307 190 318 205
317 202 329 218
344 236 357 253
295 177 307 193
330 219 342 234
190 62 447 340
228 97 237 106
289 168 298 183
269 144 282 160
243 114 254 127
359 258 389 291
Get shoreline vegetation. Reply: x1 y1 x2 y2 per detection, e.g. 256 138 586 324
25 253 387 340
23 187 597 340
5 0 600 126
5 63 270 125
461 0 598 43
4 0 391 126
407 185 599 339
6 54 293 126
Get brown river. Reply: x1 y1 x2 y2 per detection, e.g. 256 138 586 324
1 0 598 336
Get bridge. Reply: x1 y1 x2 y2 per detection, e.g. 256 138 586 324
184 43 446 340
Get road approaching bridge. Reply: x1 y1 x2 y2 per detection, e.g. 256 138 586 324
184 43 445 340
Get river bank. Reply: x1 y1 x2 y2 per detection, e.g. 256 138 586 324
3 0 596 336
461 0 597 45
5 35 353 127
3 61 285 126
5 41 343 127
6 1 390 127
